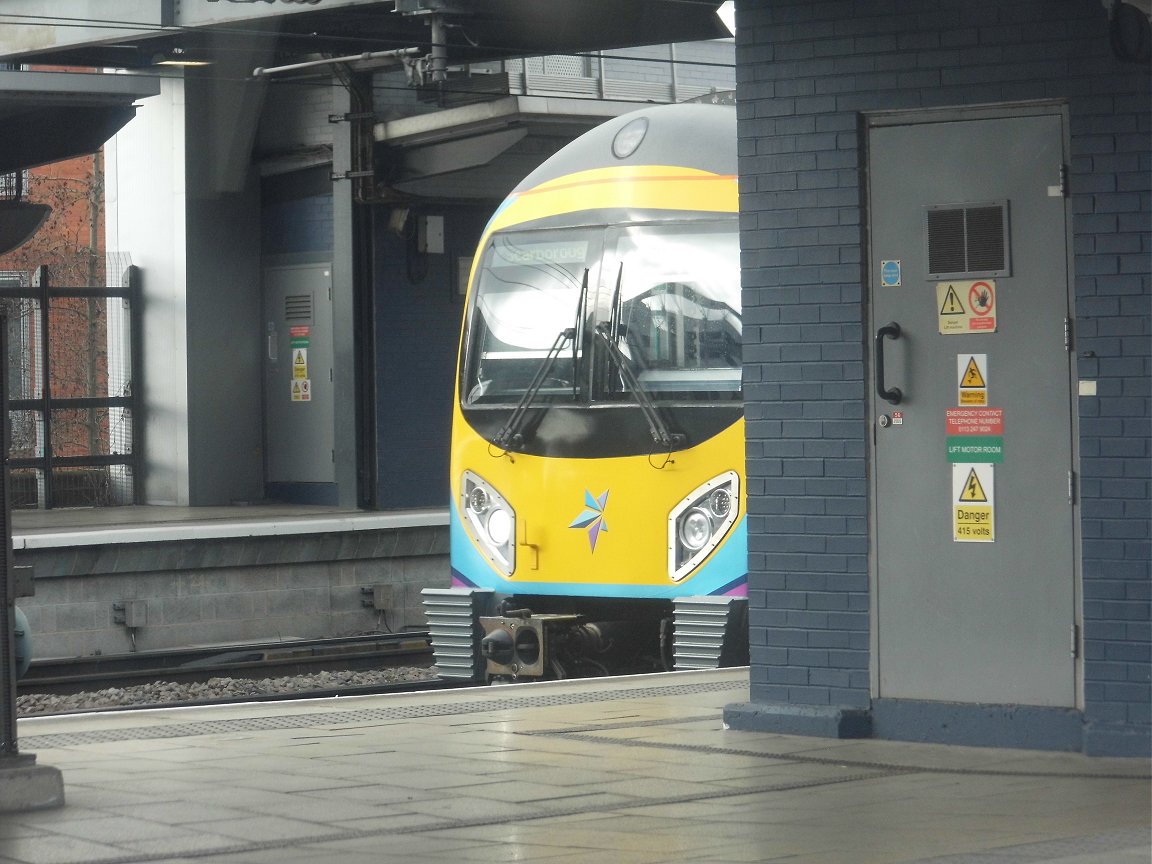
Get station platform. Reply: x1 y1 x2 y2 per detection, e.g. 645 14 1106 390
5 668 1150 864
10 504 450 660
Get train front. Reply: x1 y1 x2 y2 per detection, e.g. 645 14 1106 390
424 104 747 682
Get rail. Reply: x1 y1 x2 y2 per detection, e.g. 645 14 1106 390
18 631 434 696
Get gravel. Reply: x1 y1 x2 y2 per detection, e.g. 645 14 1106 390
16 665 441 716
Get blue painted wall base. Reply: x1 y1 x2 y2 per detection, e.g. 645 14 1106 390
723 702 871 739
871 700 1084 753
725 698 1151 757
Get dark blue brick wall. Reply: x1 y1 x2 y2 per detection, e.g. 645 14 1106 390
374 207 489 509
261 167 333 255
737 0 1150 752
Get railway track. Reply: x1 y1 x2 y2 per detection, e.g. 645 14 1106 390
18 630 436 698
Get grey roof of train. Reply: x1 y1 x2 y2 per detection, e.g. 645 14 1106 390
512 102 736 193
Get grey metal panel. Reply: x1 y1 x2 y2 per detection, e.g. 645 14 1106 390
263 265 335 484
421 587 493 680
868 110 1077 707
513 102 736 193
673 596 735 671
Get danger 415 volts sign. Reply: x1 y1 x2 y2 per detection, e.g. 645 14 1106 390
953 463 995 542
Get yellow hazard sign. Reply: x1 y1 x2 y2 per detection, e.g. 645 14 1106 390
957 354 988 405
937 280 997 334
940 284 965 315
292 348 309 380
958 467 988 501
291 378 311 402
953 463 994 542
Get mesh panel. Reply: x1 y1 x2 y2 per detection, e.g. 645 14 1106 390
545 55 586 76
965 206 1006 271
926 203 1008 277
926 209 966 274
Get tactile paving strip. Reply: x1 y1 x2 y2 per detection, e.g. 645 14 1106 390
19 677 741 749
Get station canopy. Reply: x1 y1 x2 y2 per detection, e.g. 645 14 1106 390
0 1 730 72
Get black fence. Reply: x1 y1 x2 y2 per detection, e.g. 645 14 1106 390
0 265 142 509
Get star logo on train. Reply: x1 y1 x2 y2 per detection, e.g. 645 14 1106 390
569 490 609 552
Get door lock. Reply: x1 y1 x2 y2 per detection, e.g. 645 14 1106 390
878 414 891 428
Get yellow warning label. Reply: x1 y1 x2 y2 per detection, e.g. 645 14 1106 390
958 467 987 501
292 348 308 380
937 280 997 334
291 379 312 402
957 354 988 406
954 505 994 541
960 356 986 388
939 285 965 315
953 463 995 542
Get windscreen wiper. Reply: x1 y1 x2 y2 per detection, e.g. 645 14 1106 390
493 270 588 452
593 322 685 451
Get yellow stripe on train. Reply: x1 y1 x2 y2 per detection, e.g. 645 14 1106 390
451 414 744 590
488 165 737 235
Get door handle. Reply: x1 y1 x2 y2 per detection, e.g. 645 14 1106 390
875 321 903 405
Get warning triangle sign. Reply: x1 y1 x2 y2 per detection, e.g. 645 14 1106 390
940 285 965 315
958 468 988 502
960 356 986 388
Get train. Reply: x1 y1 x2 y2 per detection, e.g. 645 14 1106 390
422 101 747 682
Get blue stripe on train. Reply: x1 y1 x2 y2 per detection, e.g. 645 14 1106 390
449 506 747 599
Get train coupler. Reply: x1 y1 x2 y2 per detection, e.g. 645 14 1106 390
479 613 578 680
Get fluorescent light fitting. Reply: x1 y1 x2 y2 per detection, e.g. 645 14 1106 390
152 48 212 67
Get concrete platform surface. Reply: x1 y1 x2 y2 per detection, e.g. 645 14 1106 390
4 669 1150 864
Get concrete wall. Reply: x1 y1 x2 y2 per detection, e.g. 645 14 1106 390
16 525 447 658
107 70 268 507
105 73 191 506
729 0 1149 756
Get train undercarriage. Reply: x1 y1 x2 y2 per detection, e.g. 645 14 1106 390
423 589 747 683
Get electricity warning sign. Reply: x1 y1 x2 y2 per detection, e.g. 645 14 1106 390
292 348 308 380
958 354 988 406
936 280 997 334
953 463 995 542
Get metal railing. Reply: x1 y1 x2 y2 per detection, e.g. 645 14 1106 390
1 265 142 509
417 47 734 107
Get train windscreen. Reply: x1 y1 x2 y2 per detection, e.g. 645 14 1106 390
463 221 740 407
463 229 598 405
609 222 740 401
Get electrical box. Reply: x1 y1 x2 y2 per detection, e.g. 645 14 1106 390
417 215 445 254
361 584 393 611
113 600 147 628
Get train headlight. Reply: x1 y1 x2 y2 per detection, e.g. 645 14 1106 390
668 471 740 582
468 486 490 515
612 116 649 159
679 509 711 552
708 488 733 519
486 508 512 546
461 471 515 575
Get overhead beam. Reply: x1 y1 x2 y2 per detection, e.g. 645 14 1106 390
0 1 170 56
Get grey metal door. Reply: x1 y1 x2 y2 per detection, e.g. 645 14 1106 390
263 264 335 484
868 110 1076 707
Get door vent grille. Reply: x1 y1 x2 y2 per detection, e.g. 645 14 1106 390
926 202 1009 278
284 293 313 322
